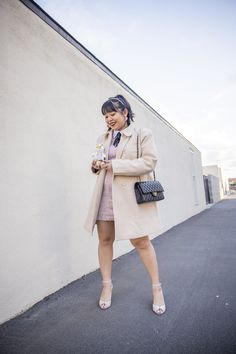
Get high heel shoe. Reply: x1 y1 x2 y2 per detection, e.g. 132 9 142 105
152 282 166 315
99 279 113 310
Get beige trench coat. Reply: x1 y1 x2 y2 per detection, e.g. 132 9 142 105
84 123 159 241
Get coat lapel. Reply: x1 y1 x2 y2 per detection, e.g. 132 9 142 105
115 135 130 159
103 130 112 160
116 123 136 159
101 123 136 160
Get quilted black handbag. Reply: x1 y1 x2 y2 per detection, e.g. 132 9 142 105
134 130 165 204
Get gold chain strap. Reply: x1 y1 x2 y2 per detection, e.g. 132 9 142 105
136 129 156 181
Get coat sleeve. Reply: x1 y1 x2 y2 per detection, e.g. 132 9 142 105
112 128 158 176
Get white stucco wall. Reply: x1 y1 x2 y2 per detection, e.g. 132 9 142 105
0 0 206 324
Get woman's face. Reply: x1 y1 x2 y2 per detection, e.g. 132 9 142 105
104 108 128 131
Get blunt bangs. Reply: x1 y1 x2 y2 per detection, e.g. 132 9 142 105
101 100 121 116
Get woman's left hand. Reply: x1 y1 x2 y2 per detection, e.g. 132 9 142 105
101 161 113 171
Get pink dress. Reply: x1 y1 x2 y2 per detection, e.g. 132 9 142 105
96 131 119 221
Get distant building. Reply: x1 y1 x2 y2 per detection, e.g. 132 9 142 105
228 178 236 193
203 165 229 203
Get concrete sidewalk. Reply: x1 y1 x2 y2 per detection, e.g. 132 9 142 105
0 197 236 354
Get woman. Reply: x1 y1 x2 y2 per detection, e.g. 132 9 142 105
84 94 166 315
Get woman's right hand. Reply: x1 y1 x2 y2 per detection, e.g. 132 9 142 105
91 160 106 174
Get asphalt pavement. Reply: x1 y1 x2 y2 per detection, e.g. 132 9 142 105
0 196 236 354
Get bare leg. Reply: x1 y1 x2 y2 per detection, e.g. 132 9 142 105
130 236 165 308
97 221 115 306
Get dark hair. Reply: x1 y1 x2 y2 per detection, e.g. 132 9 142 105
101 94 135 126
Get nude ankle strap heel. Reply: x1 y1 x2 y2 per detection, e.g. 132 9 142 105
99 279 113 310
152 282 166 315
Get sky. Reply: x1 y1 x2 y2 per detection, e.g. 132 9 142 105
36 0 236 178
